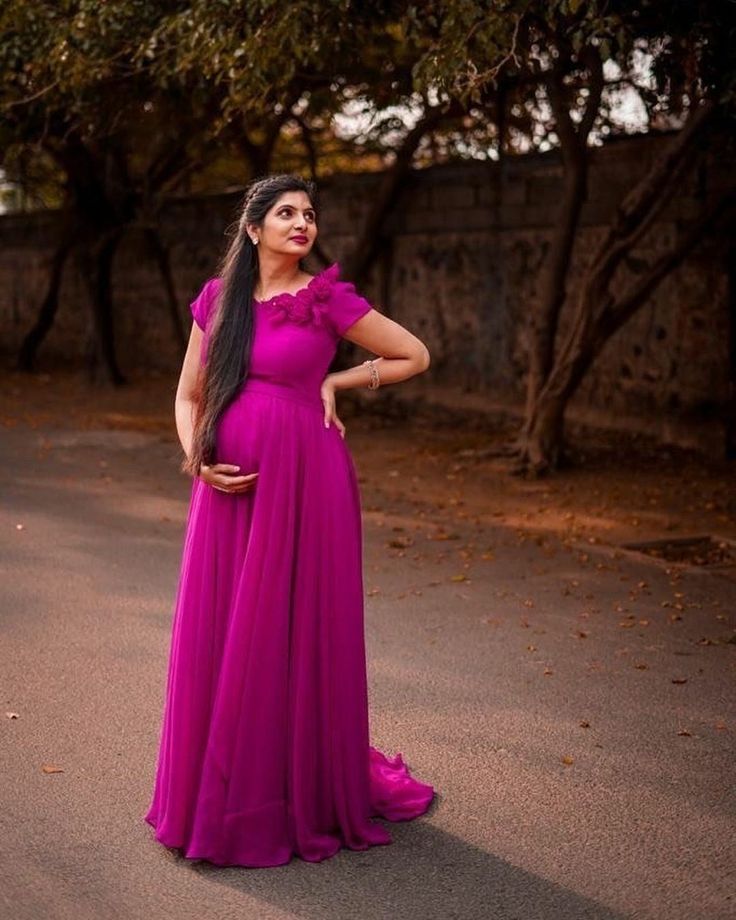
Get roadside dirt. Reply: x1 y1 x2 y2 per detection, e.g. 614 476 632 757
3 365 735 561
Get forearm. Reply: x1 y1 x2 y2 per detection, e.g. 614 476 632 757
327 354 427 392
174 397 197 460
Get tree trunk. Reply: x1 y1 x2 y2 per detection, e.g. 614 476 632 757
17 230 75 372
144 226 187 350
522 157 587 423
727 241 736 460
519 131 734 474
516 389 569 474
343 100 464 286
328 101 462 371
521 51 604 435
79 228 126 385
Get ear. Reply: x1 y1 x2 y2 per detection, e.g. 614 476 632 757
244 222 260 245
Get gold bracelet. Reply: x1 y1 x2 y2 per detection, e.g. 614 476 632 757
362 358 381 390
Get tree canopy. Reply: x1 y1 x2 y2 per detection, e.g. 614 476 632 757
1 0 734 466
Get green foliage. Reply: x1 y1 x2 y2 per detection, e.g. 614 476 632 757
1 0 733 203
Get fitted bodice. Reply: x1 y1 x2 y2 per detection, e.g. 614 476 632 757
189 262 374 400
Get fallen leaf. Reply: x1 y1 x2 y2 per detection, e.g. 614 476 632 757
41 764 64 774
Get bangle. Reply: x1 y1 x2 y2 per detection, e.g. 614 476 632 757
362 358 381 390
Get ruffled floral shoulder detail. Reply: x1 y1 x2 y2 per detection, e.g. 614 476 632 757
256 262 341 329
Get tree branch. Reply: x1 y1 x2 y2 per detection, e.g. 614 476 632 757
595 185 736 347
343 98 465 284
587 99 718 287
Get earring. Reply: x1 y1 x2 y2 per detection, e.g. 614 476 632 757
251 236 259 246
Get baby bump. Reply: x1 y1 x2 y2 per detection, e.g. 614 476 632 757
212 386 326 478
215 385 355 478
213 391 264 474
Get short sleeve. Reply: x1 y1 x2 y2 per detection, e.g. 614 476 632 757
328 280 374 337
190 278 219 332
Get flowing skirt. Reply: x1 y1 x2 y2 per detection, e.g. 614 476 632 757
143 379 435 866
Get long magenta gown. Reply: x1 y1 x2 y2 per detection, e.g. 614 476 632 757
143 262 435 867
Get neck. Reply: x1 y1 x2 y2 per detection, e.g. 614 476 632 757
254 255 302 297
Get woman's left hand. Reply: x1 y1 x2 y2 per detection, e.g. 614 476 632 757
320 377 346 438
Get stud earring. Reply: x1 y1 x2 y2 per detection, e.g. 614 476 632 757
251 237 259 245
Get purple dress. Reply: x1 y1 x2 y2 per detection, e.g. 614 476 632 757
143 261 435 867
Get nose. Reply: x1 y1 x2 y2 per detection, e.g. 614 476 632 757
293 213 307 231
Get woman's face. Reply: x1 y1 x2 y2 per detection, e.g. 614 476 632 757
250 190 317 258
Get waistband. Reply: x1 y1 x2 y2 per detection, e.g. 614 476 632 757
241 377 323 410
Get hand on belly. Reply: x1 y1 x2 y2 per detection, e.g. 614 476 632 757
198 463 259 494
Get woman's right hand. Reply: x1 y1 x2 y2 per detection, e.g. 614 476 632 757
198 463 258 494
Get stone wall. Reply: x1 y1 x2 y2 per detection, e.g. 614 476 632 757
0 129 732 449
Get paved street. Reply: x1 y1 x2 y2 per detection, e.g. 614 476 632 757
1 419 734 920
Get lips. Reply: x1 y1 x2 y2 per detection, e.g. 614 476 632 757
289 235 308 243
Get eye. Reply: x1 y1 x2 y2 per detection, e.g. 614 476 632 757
276 206 316 222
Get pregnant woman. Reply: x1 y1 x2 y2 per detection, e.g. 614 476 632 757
143 172 436 867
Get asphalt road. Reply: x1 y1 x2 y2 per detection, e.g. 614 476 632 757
1 421 734 920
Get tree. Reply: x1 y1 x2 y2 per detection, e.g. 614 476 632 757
143 1 473 283
2 1 452 378
0 1 221 381
4 0 733 442
2 1 333 380
411 0 736 472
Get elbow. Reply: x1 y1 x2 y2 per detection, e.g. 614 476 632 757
416 345 431 373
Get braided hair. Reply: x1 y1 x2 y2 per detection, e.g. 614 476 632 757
182 173 319 478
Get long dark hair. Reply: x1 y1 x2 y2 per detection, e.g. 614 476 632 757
182 173 318 478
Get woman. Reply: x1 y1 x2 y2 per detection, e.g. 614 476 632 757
143 173 436 868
